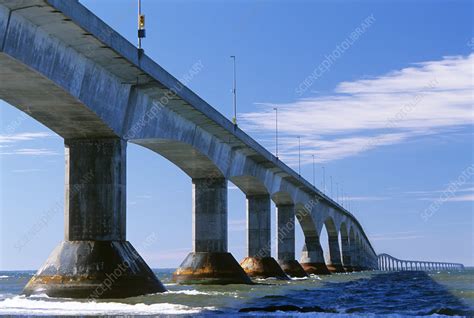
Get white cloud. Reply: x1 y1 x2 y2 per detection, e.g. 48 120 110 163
11 169 43 173
345 196 388 201
369 231 424 241
0 148 58 156
0 132 58 156
443 194 474 202
411 185 474 203
0 132 51 144
371 235 424 241
240 54 474 163
419 193 474 202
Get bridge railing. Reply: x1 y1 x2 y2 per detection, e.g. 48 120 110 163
377 253 464 271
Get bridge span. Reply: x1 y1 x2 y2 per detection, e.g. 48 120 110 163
378 254 464 272
1 0 462 300
0 0 378 298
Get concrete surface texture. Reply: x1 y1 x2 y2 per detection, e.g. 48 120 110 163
0 0 380 297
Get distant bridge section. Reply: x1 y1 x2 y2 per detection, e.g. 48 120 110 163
378 253 464 272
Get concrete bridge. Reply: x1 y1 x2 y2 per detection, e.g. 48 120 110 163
0 0 379 298
378 254 464 272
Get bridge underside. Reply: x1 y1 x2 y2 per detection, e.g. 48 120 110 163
0 53 115 138
0 0 380 298
135 139 224 179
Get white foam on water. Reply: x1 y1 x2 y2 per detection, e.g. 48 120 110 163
254 277 280 281
0 295 215 316
290 276 309 281
167 290 212 296
167 289 239 297
309 274 322 280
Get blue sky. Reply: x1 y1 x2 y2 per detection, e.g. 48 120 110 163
0 0 472 270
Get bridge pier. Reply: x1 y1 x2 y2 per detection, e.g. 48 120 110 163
351 239 363 271
24 138 165 298
276 204 308 278
300 238 331 275
240 195 288 279
173 178 251 284
326 234 345 272
341 232 353 272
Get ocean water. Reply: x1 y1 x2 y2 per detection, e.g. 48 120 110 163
0 268 473 317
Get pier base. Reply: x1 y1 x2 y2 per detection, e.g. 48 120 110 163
23 139 165 298
173 252 252 284
278 260 308 278
240 257 289 280
327 264 346 273
23 241 165 298
301 262 331 275
343 266 354 272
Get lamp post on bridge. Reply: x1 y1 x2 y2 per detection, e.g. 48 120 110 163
297 136 301 176
230 55 237 126
330 176 333 198
274 107 278 159
137 0 146 51
322 166 326 194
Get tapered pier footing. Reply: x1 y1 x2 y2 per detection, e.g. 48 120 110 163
173 252 252 285
327 264 346 273
23 241 166 299
301 262 331 275
240 257 289 280
343 266 354 272
278 260 308 278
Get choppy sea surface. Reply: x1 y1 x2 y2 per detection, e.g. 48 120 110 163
0 268 473 317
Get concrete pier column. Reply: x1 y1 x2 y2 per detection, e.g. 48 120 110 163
173 178 251 284
24 138 165 298
240 195 288 279
341 235 352 272
300 238 331 275
276 204 307 277
327 234 345 273
352 240 364 272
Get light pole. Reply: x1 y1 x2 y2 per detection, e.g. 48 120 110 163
330 176 333 197
274 107 278 159
297 136 301 176
312 154 315 187
137 0 146 50
336 182 339 202
230 55 237 125
341 183 344 207
322 166 326 194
